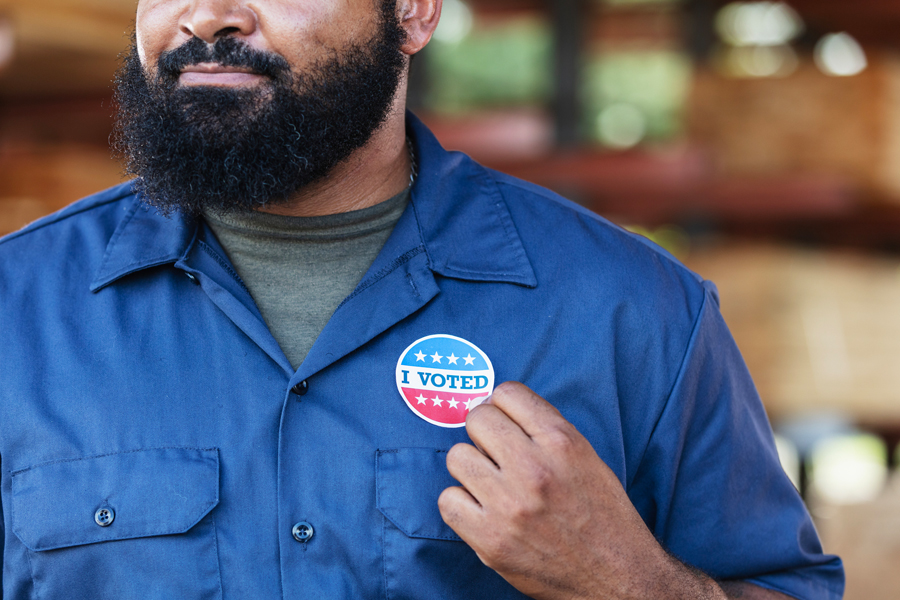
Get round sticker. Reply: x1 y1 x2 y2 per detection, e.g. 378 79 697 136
395 334 495 428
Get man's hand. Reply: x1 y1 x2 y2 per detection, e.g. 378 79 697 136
437 382 791 600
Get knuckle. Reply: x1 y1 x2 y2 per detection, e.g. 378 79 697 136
518 493 549 522
490 381 524 403
542 423 581 455
521 457 555 495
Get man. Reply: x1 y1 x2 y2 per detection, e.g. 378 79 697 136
0 0 842 598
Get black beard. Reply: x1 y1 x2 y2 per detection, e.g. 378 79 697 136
113 1 406 215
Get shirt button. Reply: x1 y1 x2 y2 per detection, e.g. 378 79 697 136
291 381 309 396
292 521 314 543
95 507 115 527
185 272 200 285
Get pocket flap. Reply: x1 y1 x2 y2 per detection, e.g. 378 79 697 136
376 448 462 541
11 447 219 552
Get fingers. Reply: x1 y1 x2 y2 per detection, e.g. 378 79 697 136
465 402 533 467
445 442 500 501
486 382 570 441
438 485 483 538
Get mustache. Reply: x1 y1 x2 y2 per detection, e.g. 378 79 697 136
157 36 292 83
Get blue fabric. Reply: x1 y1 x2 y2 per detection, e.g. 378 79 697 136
0 113 843 599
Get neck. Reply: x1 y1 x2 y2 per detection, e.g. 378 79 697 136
257 94 411 218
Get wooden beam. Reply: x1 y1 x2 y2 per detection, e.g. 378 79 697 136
8 6 132 56
0 0 134 18
551 0 585 147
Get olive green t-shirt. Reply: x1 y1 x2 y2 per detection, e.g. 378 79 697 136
203 188 410 369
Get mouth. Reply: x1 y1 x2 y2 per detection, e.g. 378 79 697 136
179 63 266 87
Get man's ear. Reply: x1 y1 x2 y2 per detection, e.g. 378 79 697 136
397 0 442 56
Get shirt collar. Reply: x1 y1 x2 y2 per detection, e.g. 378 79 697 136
90 195 196 292
405 112 536 287
91 112 536 291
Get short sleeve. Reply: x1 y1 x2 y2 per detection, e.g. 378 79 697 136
628 286 845 600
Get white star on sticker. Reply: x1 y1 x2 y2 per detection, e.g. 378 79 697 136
447 398 460 409
464 398 477 411
415 394 428 405
463 354 476 365
431 396 443 407
414 351 426 362
430 352 443 364
447 353 459 365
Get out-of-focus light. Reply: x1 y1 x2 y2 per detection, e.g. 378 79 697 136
0 16 14 72
810 434 887 505
719 44 798 78
624 224 690 258
433 0 473 44
815 33 868 77
596 103 646 149
716 2 804 47
773 434 801 490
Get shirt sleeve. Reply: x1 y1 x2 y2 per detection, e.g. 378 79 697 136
627 282 845 600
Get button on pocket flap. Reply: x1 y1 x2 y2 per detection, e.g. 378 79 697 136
376 448 461 542
11 447 219 552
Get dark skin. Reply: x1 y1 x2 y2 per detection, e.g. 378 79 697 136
438 382 795 600
136 0 797 597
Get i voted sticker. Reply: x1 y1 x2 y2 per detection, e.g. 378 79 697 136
396 334 495 428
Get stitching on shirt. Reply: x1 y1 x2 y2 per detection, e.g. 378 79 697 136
0 185 135 247
483 169 527 266
629 291 710 491
408 190 435 272
439 265 527 278
11 446 219 476
211 513 225 600
382 510 390 600
338 246 425 308
496 176 702 284
195 239 253 297
14 477 41 598
97 256 185 287
26 500 218 551
93 199 142 279
406 273 419 298
374 449 462 542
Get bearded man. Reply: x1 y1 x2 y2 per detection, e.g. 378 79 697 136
0 0 842 598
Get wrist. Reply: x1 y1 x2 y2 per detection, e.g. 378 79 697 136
653 554 727 600
609 550 725 600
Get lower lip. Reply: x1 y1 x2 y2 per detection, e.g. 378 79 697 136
179 72 265 86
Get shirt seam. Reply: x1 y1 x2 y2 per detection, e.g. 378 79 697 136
20 500 219 552
11 446 219 476
195 238 254 297
92 199 143 283
495 176 699 285
337 246 426 309
0 187 133 248
629 289 711 489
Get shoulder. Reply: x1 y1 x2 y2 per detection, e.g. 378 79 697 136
483 166 714 321
0 181 137 249
0 182 139 292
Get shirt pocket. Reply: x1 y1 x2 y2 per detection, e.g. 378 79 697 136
376 448 530 600
11 447 222 600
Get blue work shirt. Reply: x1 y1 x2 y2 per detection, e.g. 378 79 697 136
0 114 843 599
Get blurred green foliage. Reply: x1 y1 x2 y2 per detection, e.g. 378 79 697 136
425 2 691 147
426 18 553 114
602 0 681 5
584 51 693 144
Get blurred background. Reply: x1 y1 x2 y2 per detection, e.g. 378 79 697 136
2 0 900 596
